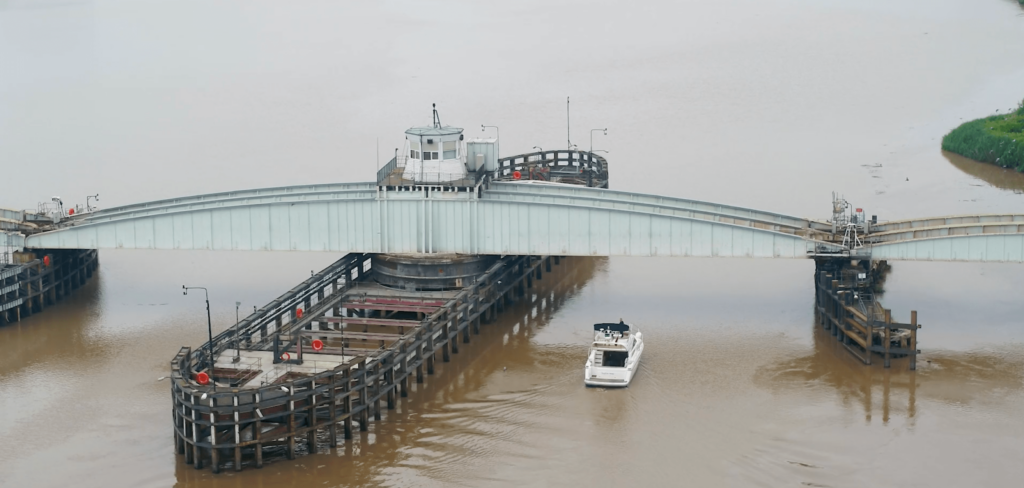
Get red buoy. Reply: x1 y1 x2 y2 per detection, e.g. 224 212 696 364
312 339 324 351
281 352 291 361
513 170 522 180
43 256 51 266
68 208 75 216
296 308 303 318
196 372 210 385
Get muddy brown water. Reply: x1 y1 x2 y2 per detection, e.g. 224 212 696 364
2 0 1024 487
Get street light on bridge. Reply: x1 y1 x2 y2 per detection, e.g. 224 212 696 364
183 286 215 378
481 125 499 141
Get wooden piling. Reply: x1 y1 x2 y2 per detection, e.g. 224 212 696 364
909 311 918 371
883 309 892 368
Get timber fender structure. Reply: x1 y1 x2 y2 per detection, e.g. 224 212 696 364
170 253 568 472
0 249 99 325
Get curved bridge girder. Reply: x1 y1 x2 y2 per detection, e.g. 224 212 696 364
867 234 1024 263
862 214 1024 263
22 182 842 258
869 214 1024 233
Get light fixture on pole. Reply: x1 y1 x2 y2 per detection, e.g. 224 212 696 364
234 301 242 363
590 128 607 156
86 194 99 212
183 285 215 385
481 125 499 140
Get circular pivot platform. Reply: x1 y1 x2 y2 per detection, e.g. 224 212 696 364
371 254 498 291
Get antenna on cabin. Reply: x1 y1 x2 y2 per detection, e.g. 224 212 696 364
567 96 571 151
432 103 441 128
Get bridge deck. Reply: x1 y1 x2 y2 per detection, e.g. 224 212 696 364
5 173 1022 262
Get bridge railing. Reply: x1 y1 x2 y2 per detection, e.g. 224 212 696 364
497 150 609 187
187 253 370 373
376 156 398 184
377 155 492 188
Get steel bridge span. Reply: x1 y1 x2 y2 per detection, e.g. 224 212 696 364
5 182 1023 263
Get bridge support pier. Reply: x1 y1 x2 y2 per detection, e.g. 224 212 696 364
813 256 918 370
169 253 578 473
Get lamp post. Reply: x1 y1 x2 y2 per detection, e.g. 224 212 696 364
233 301 242 363
481 125 499 141
183 286 215 375
590 128 607 156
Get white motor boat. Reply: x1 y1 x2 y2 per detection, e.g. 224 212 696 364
584 320 643 387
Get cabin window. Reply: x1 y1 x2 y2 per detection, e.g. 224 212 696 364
601 350 628 367
410 150 420 159
423 151 438 160
443 141 457 159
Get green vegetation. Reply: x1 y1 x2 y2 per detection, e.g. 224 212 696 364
941 99 1024 172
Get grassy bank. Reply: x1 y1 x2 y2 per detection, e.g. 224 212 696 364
941 100 1024 172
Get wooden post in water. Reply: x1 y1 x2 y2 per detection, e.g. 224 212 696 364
287 386 297 460
343 370 353 439
909 311 918 371
884 309 892 369
233 394 242 472
416 341 425 383
373 363 382 421
442 320 451 362
184 393 195 465
386 359 396 410
328 373 338 448
831 280 840 336
400 344 409 398
359 373 369 432
307 381 318 453
210 396 220 474
255 392 264 468
838 292 847 344
192 392 203 469
450 318 459 355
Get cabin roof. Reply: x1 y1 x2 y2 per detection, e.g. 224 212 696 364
405 126 463 136
594 321 630 333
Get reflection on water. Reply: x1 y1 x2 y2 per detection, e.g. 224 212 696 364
2 0 1024 486
757 323 920 425
943 150 1024 194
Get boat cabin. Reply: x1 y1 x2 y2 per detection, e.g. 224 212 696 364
592 322 634 367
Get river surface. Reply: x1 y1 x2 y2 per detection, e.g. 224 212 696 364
2 0 1024 487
